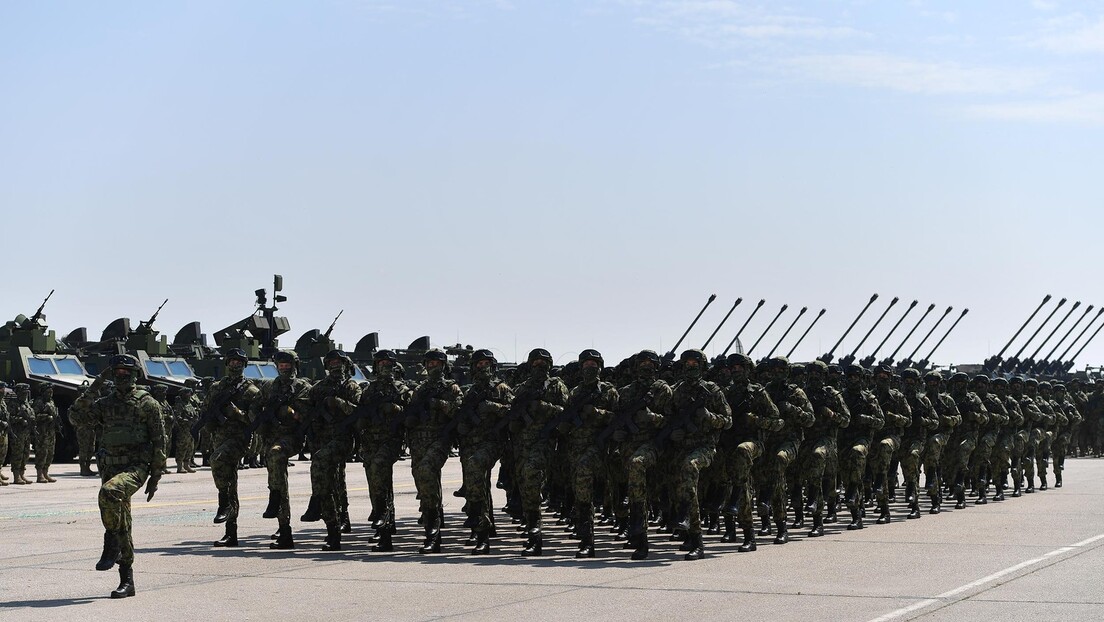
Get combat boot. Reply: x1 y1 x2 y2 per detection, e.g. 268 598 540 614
1055 471 1063 488
95 531 120 571
419 511 442 554
472 530 491 555
214 520 238 547
808 514 825 537
975 478 989 505
683 532 705 561
825 496 839 524
110 564 135 599
576 520 595 559
522 512 542 556
628 503 648 560
738 526 757 552
35 467 47 484
993 477 1006 502
44 466 56 483
368 506 383 530
953 479 967 509
790 501 805 529
756 502 773 536
907 487 922 519
321 522 342 551
0 468 8 482
300 495 322 522
453 484 467 498
372 525 394 552
13 469 28 484
213 491 230 524
176 464 187 474
847 507 864 530
720 516 737 543
875 497 891 525
672 502 691 535
262 489 281 519
340 508 352 534
1039 473 1049 491
773 520 789 545
270 525 294 550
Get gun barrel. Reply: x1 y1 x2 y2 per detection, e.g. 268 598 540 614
996 294 1053 359
324 309 345 339
1059 307 1104 361
767 306 807 358
1029 301 1080 360
787 308 826 359
871 299 918 358
747 304 788 356
1012 297 1066 360
826 293 879 357
889 303 935 360
666 294 717 358
1068 314 1104 366
701 298 743 350
925 308 969 362
1046 305 1094 361
908 306 953 361
721 299 766 356
848 296 900 358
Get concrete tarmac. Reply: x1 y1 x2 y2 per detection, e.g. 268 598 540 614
2 456 1102 621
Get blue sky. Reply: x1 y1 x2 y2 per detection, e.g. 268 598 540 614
2 1 1102 368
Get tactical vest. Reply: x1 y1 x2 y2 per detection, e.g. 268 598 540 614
99 389 154 464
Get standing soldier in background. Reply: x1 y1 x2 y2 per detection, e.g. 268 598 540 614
173 387 199 473
353 349 411 552
33 384 60 483
72 354 166 599
300 350 359 551
0 382 9 485
150 384 173 476
70 381 105 476
509 348 569 557
405 349 462 554
203 348 261 547
610 350 671 561
664 349 730 560
455 349 513 555
9 384 35 485
254 350 313 549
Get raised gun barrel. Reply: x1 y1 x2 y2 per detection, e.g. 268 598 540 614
767 306 807 358
1063 316 1104 372
721 299 766 357
1003 297 1066 372
136 298 169 334
1044 304 1094 363
1020 300 1080 372
24 289 55 327
747 304 788 356
839 296 899 368
885 303 935 364
984 294 1052 371
664 294 717 361
819 293 878 363
916 308 968 370
861 299 918 367
323 310 344 340
900 306 953 369
702 298 742 350
786 308 826 359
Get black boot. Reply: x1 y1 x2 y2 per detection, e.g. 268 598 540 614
95 531 120 571
110 564 135 599
975 478 989 505
300 495 322 522
453 484 467 498
953 478 967 509
684 532 704 561
1055 471 1063 488
737 526 757 552
262 489 281 519
419 511 441 554
371 523 394 552
847 503 864 530
368 506 382 530
214 520 238 547
340 509 352 534
472 530 491 555
270 525 294 549
720 515 737 543
629 503 648 560
808 514 825 537
522 512 542 556
213 491 230 524
773 521 789 545
576 520 595 559
757 502 773 536
673 502 691 535
825 495 839 524
875 497 891 525
322 521 342 551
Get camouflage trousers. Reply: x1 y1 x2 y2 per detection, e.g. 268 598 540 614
210 433 249 521
943 432 976 489
8 430 30 474
624 442 659 505
34 428 56 470
266 433 300 528
99 463 149 566
409 432 450 516
798 435 836 518
720 439 762 528
360 435 402 525
311 436 353 525
460 440 501 533
0 433 8 482
1009 430 1028 485
1053 431 1072 475
898 436 925 497
755 439 799 524
839 436 870 509
517 436 552 517
970 430 997 486
670 445 715 535
922 433 948 496
869 434 900 502
175 425 195 468
992 431 1015 484
569 442 606 508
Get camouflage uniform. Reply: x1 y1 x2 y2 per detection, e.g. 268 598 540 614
613 350 672 561
944 373 987 509
662 350 730 560
757 357 815 543
32 387 60 483
0 386 9 485
922 372 961 513
73 355 166 599
508 349 569 556
871 367 910 523
69 383 103 476
993 378 1026 497
253 352 314 547
557 350 617 558
1049 384 1079 488
8 385 35 484
203 353 261 544
454 350 512 554
971 376 1008 503
838 367 884 530
150 385 173 475
899 369 938 518
405 350 462 553
798 360 848 536
1026 380 1058 489
1084 382 1104 457
353 350 411 552
1014 378 1047 493
172 389 199 472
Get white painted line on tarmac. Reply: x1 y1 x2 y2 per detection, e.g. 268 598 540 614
866 532 1104 622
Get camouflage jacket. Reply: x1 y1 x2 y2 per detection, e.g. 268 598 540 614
563 379 619 449
456 376 513 444
980 392 1010 434
903 391 939 440
840 387 883 445
405 374 463 440
254 374 314 437
33 398 59 435
509 374 569 442
202 375 261 440
722 380 781 445
804 383 850 440
764 381 815 446
875 386 912 437
928 391 961 434
950 391 988 436
355 377 412 440
665 377 731 449
615 378 674 447
77 386 166 470
305 374 360 442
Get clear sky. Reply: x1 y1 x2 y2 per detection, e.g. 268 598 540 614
2 1 1102 368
